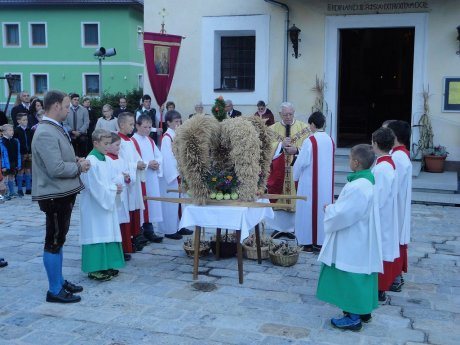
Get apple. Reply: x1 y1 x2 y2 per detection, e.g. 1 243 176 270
210 192 216 199
231 192 239 200
216 192 224 200
224 193 231 200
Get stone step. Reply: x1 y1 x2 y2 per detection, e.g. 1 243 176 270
334 185 460 205
334 171 458 193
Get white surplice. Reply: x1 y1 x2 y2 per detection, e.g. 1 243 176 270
118 133 144 212
318 177 383 274
293 131 335 246
391 149 412 245
372 156 400 261
80 155 121 245
106 155 130 224
158 128 179 235
132 133 164 223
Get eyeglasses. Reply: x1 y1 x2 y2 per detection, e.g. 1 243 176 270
258 107 265 110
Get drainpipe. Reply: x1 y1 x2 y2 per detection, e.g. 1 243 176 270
264 0 289 102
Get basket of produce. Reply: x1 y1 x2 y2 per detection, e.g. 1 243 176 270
268 232 302 267
242 233 273 260
183 238 211 258
210 231 237 258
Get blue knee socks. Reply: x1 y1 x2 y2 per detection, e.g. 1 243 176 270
16 175 24 193
25 174 31 191
43 251 63 295
59 248 65 285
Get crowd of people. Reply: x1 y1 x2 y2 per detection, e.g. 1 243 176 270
0 90 413 333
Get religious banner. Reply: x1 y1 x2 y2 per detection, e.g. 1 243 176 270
143 32 182 129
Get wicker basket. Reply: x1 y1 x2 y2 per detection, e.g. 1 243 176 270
243 244 270 260
268 232 301 267
183 243 211 258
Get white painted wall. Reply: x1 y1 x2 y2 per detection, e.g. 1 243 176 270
144 0 460 161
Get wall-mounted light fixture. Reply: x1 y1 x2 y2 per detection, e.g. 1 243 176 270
456 25 460 55
288 24 301 58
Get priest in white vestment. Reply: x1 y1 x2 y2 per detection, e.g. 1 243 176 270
293 112 335 251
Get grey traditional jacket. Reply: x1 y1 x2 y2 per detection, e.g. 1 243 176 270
63 105 90 133
32 120 84 201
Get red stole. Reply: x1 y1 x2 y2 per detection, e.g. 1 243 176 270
118 132 131 142
393 145 410 158
376 155 396 169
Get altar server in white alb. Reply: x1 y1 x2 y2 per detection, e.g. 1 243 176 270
131 114 164 243
316 144 382 331
80 129 124 282
158 110 193 240
386 120 412 292
106 132 132 261
117 112 147 253
371 127 400 302
293 111 335 252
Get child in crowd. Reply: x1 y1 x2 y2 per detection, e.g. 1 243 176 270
158 110 192 239
14 113 33 196
0 124 21 199
31 109 45 132
95 104 119 132
372 127 400 302
106 132 132 261
386 120 412 292
131 114 164 243
316 144 382 331
80 129 125 281
117 112 148 253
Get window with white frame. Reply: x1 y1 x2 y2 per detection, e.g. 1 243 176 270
84 74 100 96
3 23 20 47
219 35 255 91
32 74 48 95
138 74 144 90
30 23 47 47
3 74 22 96
137 26 143 50
82 23 99 46
201 15 269 105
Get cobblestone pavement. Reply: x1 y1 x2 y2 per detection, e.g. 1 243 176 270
0 196 459 345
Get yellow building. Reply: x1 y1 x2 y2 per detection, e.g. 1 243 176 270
143 0 460 166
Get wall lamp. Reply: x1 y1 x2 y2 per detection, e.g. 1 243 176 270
457 26 460 55
288 24 301 58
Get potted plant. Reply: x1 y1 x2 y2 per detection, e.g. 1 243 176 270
423 145 449 173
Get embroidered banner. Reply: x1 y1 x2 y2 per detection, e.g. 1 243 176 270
143 32 182 128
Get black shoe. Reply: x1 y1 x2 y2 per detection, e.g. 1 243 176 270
133 234 149 245
0 258 8 268
25 190 31 195
142 223 154 232
46 289 81 303
164 232 183 240
378 291 387 302
178 228 193 236
302 245 314 253
390 281 403 292
133 243 144 252
312 244 322 253
17 190 24 197
143 230 164 243
343 311 372 323
124 253 131 261
107 269 119 277
63 280 83 293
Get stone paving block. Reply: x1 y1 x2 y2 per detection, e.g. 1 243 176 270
20 330 79 344
259 335 297 344
259 323 310 339
209 327 263 344
208 268 242 278
0 323 33 340
180 325 217 340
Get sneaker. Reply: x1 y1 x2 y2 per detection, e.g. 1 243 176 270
178 228 193 236
343 311 372 323
3 194 11 201
107 269 119 277
9 193 19 198
331 314 362 331
88 271 112 281
164 232 183 240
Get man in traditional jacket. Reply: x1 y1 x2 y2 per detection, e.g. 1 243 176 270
293 112 335 252
266 102 310 235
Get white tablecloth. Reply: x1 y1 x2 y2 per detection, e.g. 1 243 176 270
179 201 274 242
